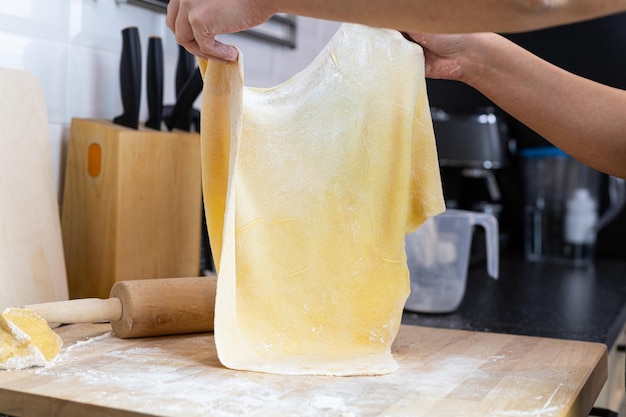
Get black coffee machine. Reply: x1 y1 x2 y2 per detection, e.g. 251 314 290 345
431 106 518 257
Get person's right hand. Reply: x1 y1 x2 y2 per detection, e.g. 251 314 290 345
166 0 277 62
408 33 475 82
408 32 507 89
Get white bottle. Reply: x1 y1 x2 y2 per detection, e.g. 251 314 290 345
565 188 598 244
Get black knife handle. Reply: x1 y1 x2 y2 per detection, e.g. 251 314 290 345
113 27 141 129
145 36 163 131
176 45 196 96
162 45 196 130
165 67 203 132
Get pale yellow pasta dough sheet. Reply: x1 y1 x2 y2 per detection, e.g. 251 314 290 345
199 24 444 376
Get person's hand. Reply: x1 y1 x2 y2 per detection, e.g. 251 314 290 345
409 32 507 86
167 0 276 62
407 33 469 82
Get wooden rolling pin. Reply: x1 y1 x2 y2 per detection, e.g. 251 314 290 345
23 276 217 339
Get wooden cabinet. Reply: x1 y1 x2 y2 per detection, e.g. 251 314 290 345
595 322 626 414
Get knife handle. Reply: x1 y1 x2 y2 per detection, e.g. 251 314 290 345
176 45 196 96
145 36 163 131
165 68 203 132
161 46 197 130
113 26 142 129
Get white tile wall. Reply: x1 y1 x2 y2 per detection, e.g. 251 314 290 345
0 0 340 202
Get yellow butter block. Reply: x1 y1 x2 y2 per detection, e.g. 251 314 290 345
0 308 62 370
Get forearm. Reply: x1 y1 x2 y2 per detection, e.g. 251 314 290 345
464 34 626 178
276 0 626 33
169 0 626 61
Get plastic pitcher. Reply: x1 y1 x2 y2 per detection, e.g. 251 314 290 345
404 209 499 314
520 147 625 266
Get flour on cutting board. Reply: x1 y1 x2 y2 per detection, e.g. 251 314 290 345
495 407 559 416
62 331 112 354
494 381 564 417
28 328 576 417
34 332 474 416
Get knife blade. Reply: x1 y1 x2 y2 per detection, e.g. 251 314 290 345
145 36 163 131
113 26 142 130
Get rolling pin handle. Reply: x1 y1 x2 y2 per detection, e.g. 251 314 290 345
24 298 123 324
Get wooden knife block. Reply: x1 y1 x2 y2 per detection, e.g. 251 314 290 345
62 118 202 299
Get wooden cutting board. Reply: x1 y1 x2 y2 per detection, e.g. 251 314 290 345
0 67 69 310
0 324 607 417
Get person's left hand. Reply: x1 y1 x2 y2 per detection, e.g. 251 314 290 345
167 0 276 62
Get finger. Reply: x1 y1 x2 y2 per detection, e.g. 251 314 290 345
193 30 238 62
205 39 238 62
407 33 430 47
173 7 197 48
166 0 238 62
422 50 437 78
165 0 179 32
181 39 234 63
180 39 207 59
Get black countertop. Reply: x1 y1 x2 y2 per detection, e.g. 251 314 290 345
402 255 626 348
